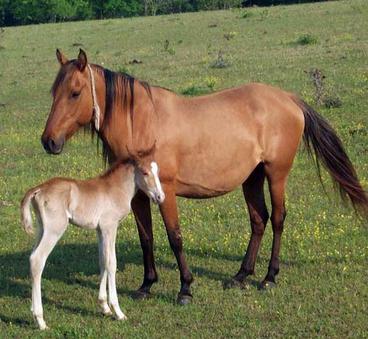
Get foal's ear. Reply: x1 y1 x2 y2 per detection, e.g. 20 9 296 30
149 139 157 154
56 49 68 65
77 49 88 72
126 144 137 161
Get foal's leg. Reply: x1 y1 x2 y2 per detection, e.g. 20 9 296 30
131 190 157 298
260 167 288 289
100 224 127 320
97 228 112 316
225 163 269 288
159 184 193 305
30 220 67 330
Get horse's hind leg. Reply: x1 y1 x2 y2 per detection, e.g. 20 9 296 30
226 163 269 288
30 219 67 330
260 164 288 289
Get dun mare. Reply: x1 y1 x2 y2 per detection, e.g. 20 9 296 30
41 49 368 304
21 145 164 329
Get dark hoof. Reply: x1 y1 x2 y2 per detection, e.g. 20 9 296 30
132 289 151 300
259 280 277 290
223 278 251 290
176 294 192 306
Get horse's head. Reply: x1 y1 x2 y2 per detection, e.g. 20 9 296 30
128 141 165 204
41 49 98 154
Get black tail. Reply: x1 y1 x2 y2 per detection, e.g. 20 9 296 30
295 98 368 216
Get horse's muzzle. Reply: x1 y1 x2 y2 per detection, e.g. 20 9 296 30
41 136 64 155
151 192 165 205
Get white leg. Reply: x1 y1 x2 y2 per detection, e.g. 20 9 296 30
30 225 66 330
97 229 112 316
101 225 127 321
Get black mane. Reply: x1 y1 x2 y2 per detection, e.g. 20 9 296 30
89 66 152 165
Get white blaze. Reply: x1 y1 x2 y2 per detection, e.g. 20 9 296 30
150 162 164 201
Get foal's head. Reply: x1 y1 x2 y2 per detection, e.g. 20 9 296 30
41 49 97 154
129 142 165 205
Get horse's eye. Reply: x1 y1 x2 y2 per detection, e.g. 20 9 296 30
71 91 80 98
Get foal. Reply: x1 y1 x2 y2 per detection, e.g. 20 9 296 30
20 150 164 330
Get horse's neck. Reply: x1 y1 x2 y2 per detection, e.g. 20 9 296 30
97 75 157 159
104 163 136 202
97 83 131 160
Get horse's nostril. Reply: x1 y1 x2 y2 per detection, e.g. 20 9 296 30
41 138 48 152
48 139 56 150
43 137 63 154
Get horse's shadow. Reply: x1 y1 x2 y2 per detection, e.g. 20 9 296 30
0 238 251 325
0 239 234 294
0 240 224 295
0 237 337 299
0 237 345 327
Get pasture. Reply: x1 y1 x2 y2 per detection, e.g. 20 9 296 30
0 0 367 337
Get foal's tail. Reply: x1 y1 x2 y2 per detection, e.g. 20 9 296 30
20 187 40 235
294 98 368 216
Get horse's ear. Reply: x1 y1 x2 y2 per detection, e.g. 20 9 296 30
77 49 87 72
149 140 157 154
56 49 68 65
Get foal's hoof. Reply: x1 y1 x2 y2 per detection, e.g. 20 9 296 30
37 322 49 331
116 313 128 321
223 278 251 290
102 309 113 316
132 289 151 300
177 293 192 306
259 280 277 290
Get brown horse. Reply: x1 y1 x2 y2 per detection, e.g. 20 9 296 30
42 49 368 304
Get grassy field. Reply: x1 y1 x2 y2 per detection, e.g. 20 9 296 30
1 0 368 337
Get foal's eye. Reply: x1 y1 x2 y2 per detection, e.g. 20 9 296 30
71 91 80 99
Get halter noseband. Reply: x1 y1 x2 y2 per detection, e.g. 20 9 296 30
87 64 101 131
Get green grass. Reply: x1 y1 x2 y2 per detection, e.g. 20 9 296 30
1 0 368 337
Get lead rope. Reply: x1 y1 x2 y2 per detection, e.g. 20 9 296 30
87 64 101 131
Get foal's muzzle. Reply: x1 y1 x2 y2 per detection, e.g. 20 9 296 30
151 191 165 205
41 136 64 155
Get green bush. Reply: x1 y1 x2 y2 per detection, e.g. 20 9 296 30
296 33 318 45
0 0 92 26
197 0 242 10
0 0 330 27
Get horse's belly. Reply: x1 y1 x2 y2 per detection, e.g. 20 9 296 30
175 144 261 198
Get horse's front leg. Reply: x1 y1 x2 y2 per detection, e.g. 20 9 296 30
159 183 193 305
131 190 158 299
97 228 112 316
102 224 127 320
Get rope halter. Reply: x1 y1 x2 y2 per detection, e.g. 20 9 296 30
87 64 101 131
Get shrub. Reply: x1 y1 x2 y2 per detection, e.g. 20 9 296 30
296 34 318 45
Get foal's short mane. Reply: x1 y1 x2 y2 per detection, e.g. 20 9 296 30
99 158 134 179
51 60 153 165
